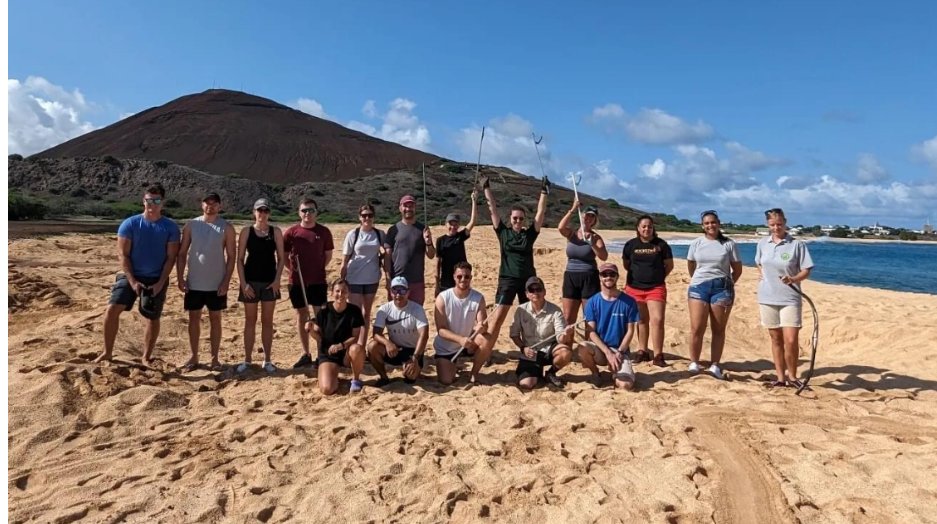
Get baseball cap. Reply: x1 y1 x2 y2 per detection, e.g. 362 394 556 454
584 205 599 215
525 276 544 289
139 288 158 319
445 213 461 223
390 276 409 289
253 198 271 210
202 192 221 203
598 262 619 275
399 195 416 205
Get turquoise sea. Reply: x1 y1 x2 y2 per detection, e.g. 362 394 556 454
607 237 937 295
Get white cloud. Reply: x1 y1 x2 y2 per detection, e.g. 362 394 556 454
571 160 636 204
856 153 889 183
349 97 432 152
294 97 328 119
454 113 552 177
725 141 789 172
8 76 97 155
912 134 937 173
641 158 666 179
589 104 714 145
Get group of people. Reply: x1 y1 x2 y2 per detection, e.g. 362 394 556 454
98 180 814 394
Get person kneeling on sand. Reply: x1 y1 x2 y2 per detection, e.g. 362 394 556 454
509 276 574 389
309 279 366 394
577 262 641 390
432 261 493 385
368 276 429 387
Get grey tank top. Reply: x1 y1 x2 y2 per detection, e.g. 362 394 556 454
187 216 228 291
565 233 597 272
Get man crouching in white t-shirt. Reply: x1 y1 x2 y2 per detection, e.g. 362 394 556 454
432 261 494 385
367 276 430 387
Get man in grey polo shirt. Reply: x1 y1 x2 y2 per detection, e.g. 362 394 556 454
176 192 236 371
384 194 435 305
509 276 574 389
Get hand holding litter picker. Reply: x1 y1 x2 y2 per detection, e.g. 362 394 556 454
449 316 492 362
567 173 586 240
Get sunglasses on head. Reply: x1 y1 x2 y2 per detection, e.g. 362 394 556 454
700 209 718 220
599 271 618 278
455 274 472 281
764 207 783 216
300 208 317 214
391 286 408 295
144 198 162 205
527 286 545 293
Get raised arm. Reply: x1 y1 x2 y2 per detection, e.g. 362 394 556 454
482 176 500 228
534 188 548 232
465 189 478 233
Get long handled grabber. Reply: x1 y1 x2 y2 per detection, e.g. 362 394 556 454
293 252 310 311
567 172 586 240
422 163 428 225
473 127 486 188
449 316 492 362
529 319 588 354
789 283 819 395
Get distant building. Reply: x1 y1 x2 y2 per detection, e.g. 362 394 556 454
755 227 770 236
925 220 934 235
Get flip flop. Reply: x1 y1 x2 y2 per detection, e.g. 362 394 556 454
764 379 787 388
181 362 199 373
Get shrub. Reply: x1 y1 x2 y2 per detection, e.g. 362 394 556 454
103 155 121 167
9 193 49 220
605 198 622 209
9 154 23 161
899 231 918 241
154 160 169 169
70 188 89 198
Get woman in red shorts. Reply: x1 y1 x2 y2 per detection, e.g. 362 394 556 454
622 215 674 367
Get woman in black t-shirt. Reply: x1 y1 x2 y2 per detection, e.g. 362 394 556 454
622 215 674 367
310 279 366 395
435 189 478 295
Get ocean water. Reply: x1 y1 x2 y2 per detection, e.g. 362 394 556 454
607 237 937 295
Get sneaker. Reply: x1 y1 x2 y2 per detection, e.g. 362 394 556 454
263 361 277 373
293 353 314 369
708 363 724 380
615 358 636 384
544 368 564 388
350 379 364 393
688 361 702 374
235 362 250 374
651 353 667 367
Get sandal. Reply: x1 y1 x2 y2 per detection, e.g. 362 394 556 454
631 349 651 363
764 379 787 388
651 353 667 367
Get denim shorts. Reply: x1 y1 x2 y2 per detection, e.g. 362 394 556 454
687 277 735 307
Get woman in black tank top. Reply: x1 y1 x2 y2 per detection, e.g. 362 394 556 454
235 201 285 374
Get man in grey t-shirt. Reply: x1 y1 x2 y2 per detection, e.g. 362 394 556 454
175 192 236 371
384 194 435 305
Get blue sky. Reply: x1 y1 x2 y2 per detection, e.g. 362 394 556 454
8 0 937 228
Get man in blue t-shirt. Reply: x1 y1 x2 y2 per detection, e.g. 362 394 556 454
578 262 640 390
96 184 181 364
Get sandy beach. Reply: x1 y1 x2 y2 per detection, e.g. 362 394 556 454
8 224 937 523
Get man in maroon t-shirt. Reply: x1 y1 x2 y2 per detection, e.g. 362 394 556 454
283 198 334 368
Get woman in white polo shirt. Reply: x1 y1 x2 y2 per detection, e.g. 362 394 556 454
756 208 814 388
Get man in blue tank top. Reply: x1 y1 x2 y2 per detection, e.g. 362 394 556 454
175 192 236 371
96 184 180 364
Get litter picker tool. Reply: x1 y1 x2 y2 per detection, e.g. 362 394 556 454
789 283 819 395
473 127 486 188
568 172 586 240
449 316 492 362
529 319 587 354
422 163 428 225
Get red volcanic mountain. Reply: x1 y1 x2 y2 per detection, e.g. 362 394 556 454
34 89 439 184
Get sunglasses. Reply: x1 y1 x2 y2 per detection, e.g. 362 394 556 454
360 213 374 218
599 272 618 278
256 207 270 213
144 198 163 205
527 286 545 293
300 208 317 214
455 274 473 281
700 209 719 220
391 287 408 295
510 216 526 222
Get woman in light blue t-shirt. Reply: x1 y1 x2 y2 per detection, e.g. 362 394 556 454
686 210 743 380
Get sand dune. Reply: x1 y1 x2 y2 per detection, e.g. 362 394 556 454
8 225 937 523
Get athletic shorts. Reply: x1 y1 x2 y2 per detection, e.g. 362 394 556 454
625 284 667 303
238 281 280 303
579 342 635 382
184 290 228 312
348 282 379 295
317 347 348 366
109 274 166 320
383 346 425 367
495 276 531 306
562 271 600 301
687 278 734 307
759 304 802 328
515 343 556 381
289 283 328 309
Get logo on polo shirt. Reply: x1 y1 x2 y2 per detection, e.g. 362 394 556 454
781 253 791 261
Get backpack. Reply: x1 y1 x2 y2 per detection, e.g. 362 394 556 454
352 227 385 265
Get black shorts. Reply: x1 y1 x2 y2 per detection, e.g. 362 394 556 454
495 276 531 306
184 290 228 312
562 270 600 300
109 274 166 320
515 348 555 381
238 281 280 303
289 283 328 309
348 282 379 295
383 346 425 367
317 347 348 366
